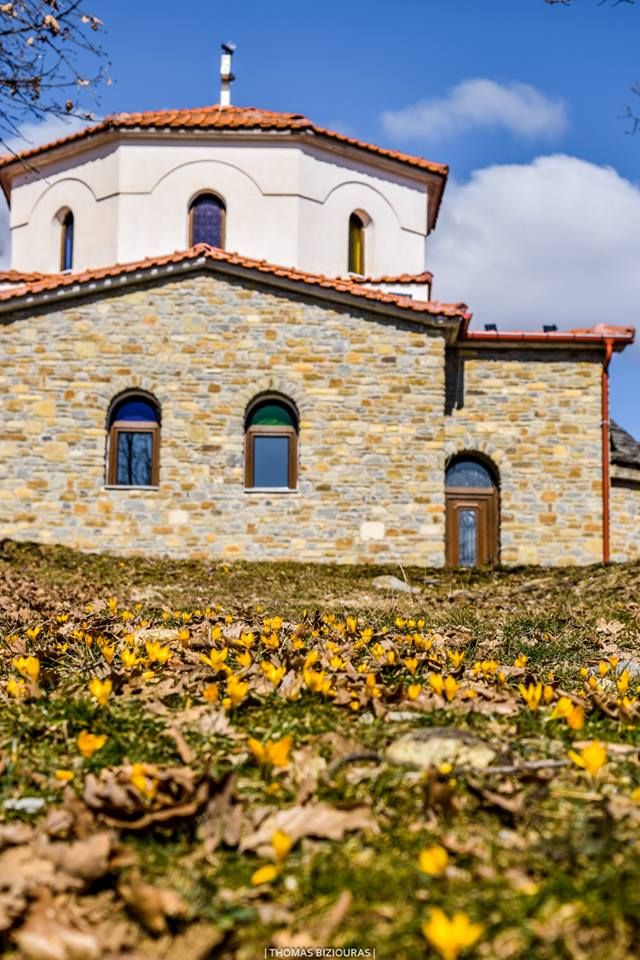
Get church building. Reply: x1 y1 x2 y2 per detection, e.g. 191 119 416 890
0 51 638 567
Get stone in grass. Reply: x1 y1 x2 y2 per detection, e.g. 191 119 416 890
386 727 498 771
372 575 421 594
616 659 640 679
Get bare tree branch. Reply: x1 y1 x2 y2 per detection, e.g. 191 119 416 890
545 0 634 5
545 0 639 132
0 1 108 148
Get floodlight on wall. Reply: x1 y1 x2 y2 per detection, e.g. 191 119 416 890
543 324 558 333
220 43 236 107
484 323 497 332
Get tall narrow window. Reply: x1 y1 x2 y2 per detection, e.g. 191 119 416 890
107 394 160 487
60 211 74 271
348 212 365 275
189 193 226 248
245 397 298 490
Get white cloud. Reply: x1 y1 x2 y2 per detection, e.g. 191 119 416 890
2 115 88 156
0 116 91 269
428 153 640 435
381 79 568 142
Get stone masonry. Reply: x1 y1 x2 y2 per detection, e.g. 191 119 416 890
0 269 609 566
610 473 640 563
0 271 447 564
444 347 603 566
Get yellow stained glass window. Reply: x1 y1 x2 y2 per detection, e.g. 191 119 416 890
348 213 365 274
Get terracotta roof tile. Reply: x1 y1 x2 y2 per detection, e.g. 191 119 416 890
463 323 635 348
348 271 433 285
0 105 448 178
0 269 48 284
0 244 470 321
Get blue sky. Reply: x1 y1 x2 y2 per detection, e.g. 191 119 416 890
90 0 640 183
5 0 640 434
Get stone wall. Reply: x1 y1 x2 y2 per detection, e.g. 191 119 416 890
0 271 447 564
444 347 604 566
610 470 640 563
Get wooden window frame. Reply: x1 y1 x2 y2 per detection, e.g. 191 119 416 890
188 193 226 249
107 420 160 487
244 425 297 491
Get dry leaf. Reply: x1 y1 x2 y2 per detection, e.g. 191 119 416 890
239 802 378 855
119 871 188 936
43 832 113 882
83 765 212 829
13 895 101 960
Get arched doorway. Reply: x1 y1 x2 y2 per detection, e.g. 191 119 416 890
445 456 499 567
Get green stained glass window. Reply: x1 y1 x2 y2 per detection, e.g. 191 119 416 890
247 401 296 428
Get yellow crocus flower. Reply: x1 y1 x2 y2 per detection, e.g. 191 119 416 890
77 730 107 758
422 908 484 960
443 676 459 702
418 844 449 877
568 740 607 779
518 682 542 712
89 677 112 707
251 864 279 886
272 829 293 862
12 655 40 684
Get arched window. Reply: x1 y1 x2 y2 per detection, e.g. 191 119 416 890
60 210 74 271
245 396 298 490
445 455 499 567
446 459 494 489
107 393 160 487
189 193 226 248
348 212 366 275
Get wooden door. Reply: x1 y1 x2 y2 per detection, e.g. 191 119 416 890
446 489 498 567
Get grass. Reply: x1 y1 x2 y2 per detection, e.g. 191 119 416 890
1 541 640 959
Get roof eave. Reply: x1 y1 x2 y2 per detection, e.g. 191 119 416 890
459 331 635 351
0 253 466 342
0 119 448 206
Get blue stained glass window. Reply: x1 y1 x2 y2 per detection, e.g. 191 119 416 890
116 431 153 486
253 436 289 488
112 397 159 423
62 212 74 271
191 194 225 248
458 509 478 567
446 459 494 489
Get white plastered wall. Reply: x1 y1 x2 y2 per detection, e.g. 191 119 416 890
10 142 120 273
8 134 433 279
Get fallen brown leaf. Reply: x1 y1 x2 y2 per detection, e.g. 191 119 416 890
239 802 378 855
83 764 212 829
118 871 188 936
14 914 101 960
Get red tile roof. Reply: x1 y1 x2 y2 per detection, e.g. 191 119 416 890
348 271 433 285
463 324 635 349
0 244 471 321
0 269 48 284
0 105 448 178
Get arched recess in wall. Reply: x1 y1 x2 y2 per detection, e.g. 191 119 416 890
348 209 371 275
106 389 161 487
188 191 226 248
445 453 500 567
55 207 74 271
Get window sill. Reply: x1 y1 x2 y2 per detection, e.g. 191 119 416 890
104 485 160 491
244 487 298 494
